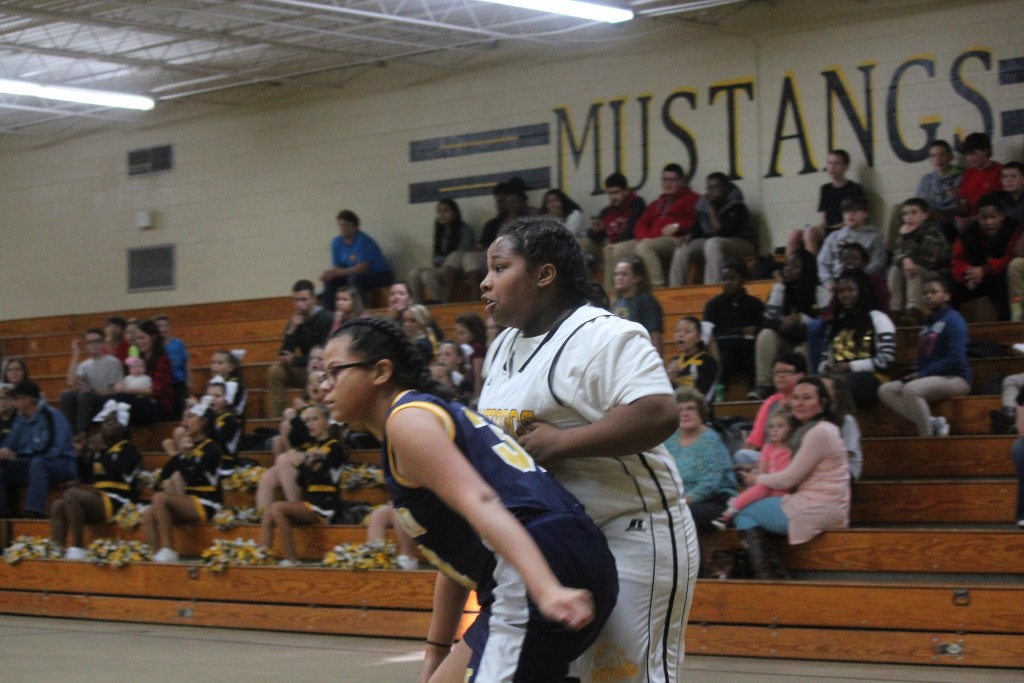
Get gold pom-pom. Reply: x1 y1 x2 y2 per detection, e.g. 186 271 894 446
211 506 259 531
321 542 397 571
200 538 275 573
113 502 145 531
221 465 267 492
3 536 61 564
340 463 385 490
87 539 151 567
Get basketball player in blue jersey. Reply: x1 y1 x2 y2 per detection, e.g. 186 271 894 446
320 317 618 683
479 216 698 683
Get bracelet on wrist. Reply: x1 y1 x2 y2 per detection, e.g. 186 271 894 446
425 639 452 649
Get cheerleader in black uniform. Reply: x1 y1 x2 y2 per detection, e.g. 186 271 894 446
259 404 347 565
142 404 223 562
322 318 616 683
49 402 140 560
204 379 240 473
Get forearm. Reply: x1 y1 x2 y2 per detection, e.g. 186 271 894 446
547 395 676 460
426 572 469 646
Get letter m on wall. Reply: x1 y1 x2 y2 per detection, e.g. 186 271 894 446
554 103 603 192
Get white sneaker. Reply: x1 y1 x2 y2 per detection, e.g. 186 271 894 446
396 555 419 571
153 548 179 563
277 559 299 567
1017 519 1024 529
931 416 950 437
63 546 88 561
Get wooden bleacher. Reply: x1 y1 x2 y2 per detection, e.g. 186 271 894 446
1 286 1022 669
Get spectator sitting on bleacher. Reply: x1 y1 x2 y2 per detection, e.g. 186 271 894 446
1001 165 1024 318
209 349 246 418
734 376 850 579
821 375 863 481
108 320 174 425
585 173 645 288
153 315 190 414
734 353 806 466
320 209 395 312
49 402 139 560
267 280 332 420
0 380 78 518
2 357 29 386
662 387 737 535
610 256 664 356
956 132 1004 231
817 195 887 293
0 385 16 442
1002 162 1024 225
122 357 151 392
665 316 719 402
329 286 366 337
878 275 970 438
915 140 962 221
261 372 347 500
453 313 488 404
260 404 347 566
749 249 826 400
410 199 475 304
789 149 866 256
401 304 440 364
59 328 123 435
952 192 1021 321
991 372 1024 434
123 319 141 358
436 342 469 403
463 177 540 291
103 316 130 362
630 163 701 287
703 259 763 396
820 269 896 407
714 409 793 531
669 172 757 286
807 242 892 370
1009 398 1024 529
203 380 240 470
364 502 420 570
888 198 950 326
540 188 585 240
143 403 223 563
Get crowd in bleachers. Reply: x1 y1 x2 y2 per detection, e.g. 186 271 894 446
0 128 1022 580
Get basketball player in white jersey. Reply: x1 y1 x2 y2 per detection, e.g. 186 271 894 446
478 216 699 683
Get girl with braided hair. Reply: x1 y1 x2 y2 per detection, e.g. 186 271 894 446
478 215 698 683
321 316 617 683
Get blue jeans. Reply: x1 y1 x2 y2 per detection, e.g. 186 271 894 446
0 456 78 516
1012 437 1024 521
807 318 825 374
734 496 789 535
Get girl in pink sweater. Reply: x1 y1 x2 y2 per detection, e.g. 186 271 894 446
713 411 793 530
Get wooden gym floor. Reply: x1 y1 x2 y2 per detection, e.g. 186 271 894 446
0 615 1018 683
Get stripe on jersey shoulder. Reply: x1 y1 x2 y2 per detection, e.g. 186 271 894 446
386 396 456 489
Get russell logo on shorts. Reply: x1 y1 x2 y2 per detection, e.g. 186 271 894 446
625 518 646 533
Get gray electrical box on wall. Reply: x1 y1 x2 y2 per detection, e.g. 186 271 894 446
127 244 175 292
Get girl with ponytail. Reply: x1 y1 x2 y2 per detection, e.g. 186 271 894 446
321 317 617 683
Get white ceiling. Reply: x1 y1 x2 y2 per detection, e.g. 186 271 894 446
0 0 766 137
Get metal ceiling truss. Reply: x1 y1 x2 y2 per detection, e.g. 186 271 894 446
0 0 755 135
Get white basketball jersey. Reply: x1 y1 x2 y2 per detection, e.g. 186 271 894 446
480 305 683 525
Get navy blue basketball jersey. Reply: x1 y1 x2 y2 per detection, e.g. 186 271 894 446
382 390 583 589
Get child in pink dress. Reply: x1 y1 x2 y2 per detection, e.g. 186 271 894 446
713 410 793 529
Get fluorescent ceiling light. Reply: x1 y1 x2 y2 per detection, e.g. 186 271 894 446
0 78 154 111
477 0 633 24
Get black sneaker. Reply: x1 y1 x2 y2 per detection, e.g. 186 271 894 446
990 409 1016 435
745 386 773 401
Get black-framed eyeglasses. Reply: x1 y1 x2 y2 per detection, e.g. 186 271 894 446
318 359 379 388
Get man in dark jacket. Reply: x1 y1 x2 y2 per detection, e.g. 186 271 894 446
266 280 333 418
669 172 758 285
